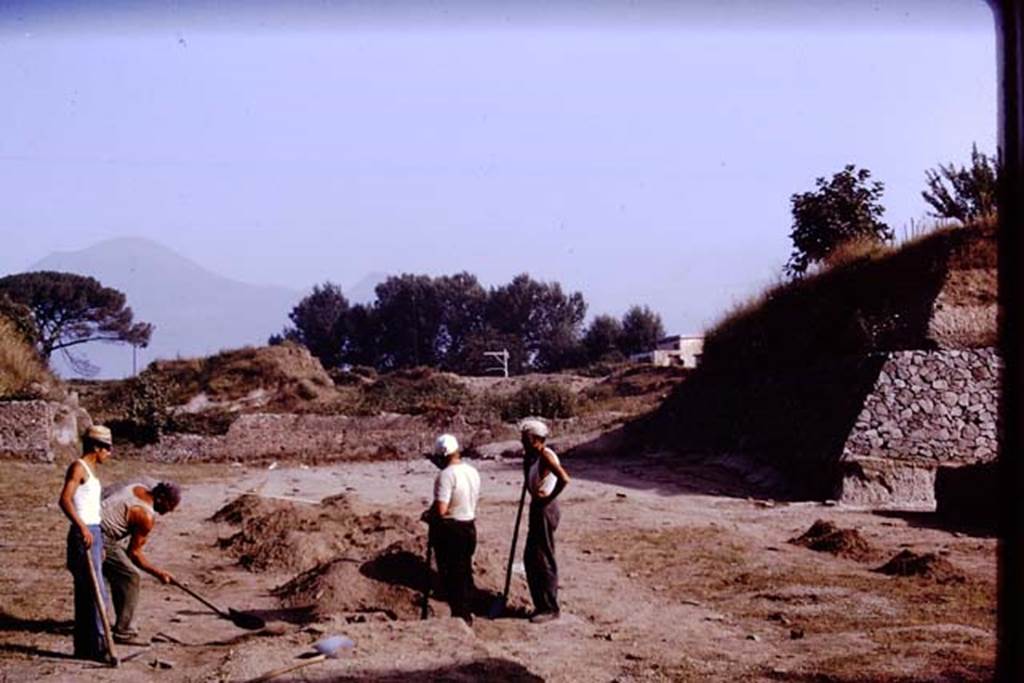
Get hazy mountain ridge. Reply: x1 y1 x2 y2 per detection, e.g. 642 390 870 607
31 237 302 379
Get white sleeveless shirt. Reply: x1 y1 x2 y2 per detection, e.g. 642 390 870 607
72 459 102 525
528 447 560 498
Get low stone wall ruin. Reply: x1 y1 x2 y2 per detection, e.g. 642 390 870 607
128 412 525 463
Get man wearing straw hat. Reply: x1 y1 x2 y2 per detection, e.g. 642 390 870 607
58 425 114 661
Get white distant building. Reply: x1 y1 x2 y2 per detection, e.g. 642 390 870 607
630 335 704 368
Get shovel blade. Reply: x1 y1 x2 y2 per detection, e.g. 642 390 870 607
486 595 507 619
229 608 266 630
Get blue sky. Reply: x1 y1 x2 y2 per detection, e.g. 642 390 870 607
0 1 998 335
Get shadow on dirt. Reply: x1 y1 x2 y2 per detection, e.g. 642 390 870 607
871 510 997 539
359 550 529 620
176 606 316 625
0 612 72 635
767 664 992 683
359 548 429 591
557 434 777 501
305 657 544 681
0 643 77 660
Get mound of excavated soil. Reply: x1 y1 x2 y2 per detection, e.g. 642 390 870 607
213 493 421 573
876 550 966 583
274 540 427 620
214 492 530 620
209 493 280 525
789 520 874 561
274 538 531 621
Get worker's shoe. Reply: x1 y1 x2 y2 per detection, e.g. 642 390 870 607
529 610 560 624
113 629 145 645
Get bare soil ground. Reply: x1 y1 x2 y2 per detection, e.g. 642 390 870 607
0 453 995 682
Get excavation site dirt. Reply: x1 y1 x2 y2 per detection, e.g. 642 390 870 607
0 450 996 682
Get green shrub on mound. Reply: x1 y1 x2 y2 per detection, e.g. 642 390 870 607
357 367 468 416
500 383 577 421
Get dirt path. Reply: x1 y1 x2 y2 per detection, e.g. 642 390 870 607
0 454 995 682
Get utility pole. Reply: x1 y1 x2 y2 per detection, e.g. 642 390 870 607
484 348 510 378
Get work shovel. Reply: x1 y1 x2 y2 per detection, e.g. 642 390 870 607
488 476 528 618
171 578 266 630
246 634 354 683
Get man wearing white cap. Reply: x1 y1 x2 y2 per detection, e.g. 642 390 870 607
422 433 480 623
520 418 571 623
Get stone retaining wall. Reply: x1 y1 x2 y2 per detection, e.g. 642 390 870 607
0 399 87 463
838 348 1000 507
842 348 999 464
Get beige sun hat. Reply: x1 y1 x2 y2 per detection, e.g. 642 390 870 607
85 425 113 446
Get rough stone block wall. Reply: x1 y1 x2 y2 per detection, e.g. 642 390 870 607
0 401 57 461
843 348 1000 464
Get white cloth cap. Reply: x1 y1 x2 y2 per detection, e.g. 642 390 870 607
435 433 460 456
519 418 549 439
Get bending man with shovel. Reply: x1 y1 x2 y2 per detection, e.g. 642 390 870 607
100 480 181 643
520 418 570 624
421 434 480 625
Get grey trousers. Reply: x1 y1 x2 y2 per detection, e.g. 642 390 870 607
524 499 560 614
102 541 140 635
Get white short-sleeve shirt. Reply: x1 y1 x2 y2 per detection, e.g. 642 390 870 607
433 462 481 522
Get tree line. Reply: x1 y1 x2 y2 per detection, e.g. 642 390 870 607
271 273 666 374
0 145 995 377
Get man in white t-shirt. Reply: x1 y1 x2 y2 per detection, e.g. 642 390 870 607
421 433 480 623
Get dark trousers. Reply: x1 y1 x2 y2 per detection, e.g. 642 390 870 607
525 499 560 614
66 525 109 661
102 541 141 635
429 519 477 619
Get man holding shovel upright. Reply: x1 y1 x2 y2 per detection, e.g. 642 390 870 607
58 425 114 662
421 434 480 624
520 418 571 624
100 480 181 643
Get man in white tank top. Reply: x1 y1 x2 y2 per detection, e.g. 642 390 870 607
58 425 114 662
421 433 480 623
520 418 571 624
100 481 181 643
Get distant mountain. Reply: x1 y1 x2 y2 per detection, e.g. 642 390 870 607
30 238 301 379
346 271 388 305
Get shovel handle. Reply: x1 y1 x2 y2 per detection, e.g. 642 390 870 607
502 477 529 600
171 578 228 617
247 653 327 683
420 536 433 619
84 550 119 667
